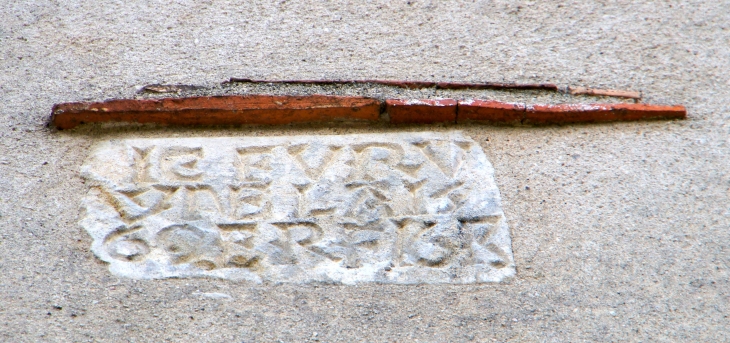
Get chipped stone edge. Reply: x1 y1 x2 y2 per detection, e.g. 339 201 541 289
78 131 516 284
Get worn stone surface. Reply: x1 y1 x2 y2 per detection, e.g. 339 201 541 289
80 132 514 284
3 1 730 341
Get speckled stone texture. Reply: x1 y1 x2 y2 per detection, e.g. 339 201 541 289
2 1 729 342
81 132 514 284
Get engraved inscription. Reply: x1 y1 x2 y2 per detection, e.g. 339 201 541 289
80 132 514 284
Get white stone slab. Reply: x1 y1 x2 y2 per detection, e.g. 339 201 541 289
80 132 515 284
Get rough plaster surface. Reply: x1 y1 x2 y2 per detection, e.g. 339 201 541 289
1 0 729 342
81 133 514 283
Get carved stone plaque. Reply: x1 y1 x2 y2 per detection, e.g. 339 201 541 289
80 132 515 284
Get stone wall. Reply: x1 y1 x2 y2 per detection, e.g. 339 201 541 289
1 1 728 341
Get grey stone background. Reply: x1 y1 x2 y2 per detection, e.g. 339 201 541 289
1 0 728 341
